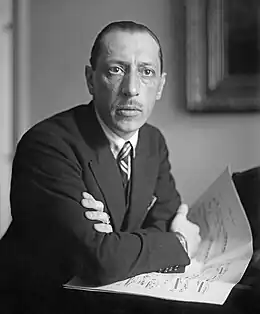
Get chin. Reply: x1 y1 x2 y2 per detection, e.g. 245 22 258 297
116 121 142 134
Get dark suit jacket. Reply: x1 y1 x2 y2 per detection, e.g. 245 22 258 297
0 103 189 294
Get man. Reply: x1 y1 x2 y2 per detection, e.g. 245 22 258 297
0 21 200 312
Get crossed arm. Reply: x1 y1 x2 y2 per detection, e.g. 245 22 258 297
81 192 201 259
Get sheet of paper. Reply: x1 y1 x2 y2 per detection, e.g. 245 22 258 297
64 167 253 305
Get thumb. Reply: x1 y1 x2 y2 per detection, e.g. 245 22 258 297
177 204 189 217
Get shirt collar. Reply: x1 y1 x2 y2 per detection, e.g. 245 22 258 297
95 108 139 159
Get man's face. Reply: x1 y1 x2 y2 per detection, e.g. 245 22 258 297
86 30 166 139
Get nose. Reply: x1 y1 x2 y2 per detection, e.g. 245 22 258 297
121 72 140 97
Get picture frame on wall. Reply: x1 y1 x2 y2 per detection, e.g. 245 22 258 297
186 0 260 112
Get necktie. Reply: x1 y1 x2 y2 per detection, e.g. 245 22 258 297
117 141 133 203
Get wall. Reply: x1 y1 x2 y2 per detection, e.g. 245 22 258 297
0 0 12 236
17 0 260 205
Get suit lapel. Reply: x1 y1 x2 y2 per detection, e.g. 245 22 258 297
75 103 126 229
75 104 158 231
89 147 126 229
124 127 159 231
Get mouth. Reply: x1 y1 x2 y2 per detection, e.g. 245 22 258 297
116 107 142 117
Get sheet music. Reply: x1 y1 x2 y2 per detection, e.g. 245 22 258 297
64 167 253 305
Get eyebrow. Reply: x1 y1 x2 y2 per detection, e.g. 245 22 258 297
138 62 157 68
105 59 157 68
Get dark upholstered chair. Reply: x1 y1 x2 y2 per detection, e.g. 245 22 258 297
232 167 260 297
232 167 260 252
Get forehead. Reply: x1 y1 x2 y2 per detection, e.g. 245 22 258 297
99 30 160 65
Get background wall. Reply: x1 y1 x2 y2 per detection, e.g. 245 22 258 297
0 0 12 237
16 0 260 205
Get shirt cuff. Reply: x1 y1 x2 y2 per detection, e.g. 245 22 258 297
175 231 188 253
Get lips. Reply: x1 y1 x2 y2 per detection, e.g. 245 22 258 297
116 108 141 117
116 106 142 111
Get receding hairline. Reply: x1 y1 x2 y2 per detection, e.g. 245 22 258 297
99 29 161 61
90 21 164 73
101 27 161 47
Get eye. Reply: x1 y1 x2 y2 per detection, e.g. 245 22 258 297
141 68 155 77
108 66 124 75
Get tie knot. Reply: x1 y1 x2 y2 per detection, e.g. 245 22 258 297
118 141 132 161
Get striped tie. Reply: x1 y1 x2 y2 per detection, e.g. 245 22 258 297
117 141 133 187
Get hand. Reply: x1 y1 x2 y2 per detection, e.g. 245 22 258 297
81 192 113 233
170 204 201 258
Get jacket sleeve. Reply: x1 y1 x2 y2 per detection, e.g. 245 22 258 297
10 128 190 287
141 131 182 233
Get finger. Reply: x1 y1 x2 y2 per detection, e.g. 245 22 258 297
186 221 201 235
85 211 110 223
177 204 189 217
85 211 110 224
81 198 104 211
82 192 104 211
94 223 113 233
95 200 104 211
193 223 200 234
82 192 95 200
196 233 202 243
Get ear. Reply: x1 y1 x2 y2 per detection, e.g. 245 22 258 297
85 65 95 96
156 72 167 100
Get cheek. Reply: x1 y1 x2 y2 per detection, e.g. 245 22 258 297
141 77 160 92
101 75 122 94
141 81 160 103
